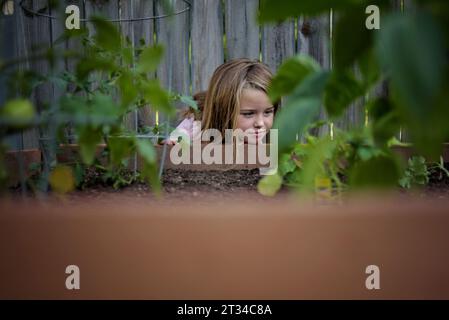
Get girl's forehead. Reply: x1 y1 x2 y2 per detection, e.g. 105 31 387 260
240 88 272 108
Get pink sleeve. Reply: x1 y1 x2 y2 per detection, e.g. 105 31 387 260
169 116 194 142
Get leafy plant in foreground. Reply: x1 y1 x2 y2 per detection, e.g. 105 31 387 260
0 15 183 194
257 0 449 196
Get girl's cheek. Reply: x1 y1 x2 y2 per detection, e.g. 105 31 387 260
265 115 274 129
236 116 250 131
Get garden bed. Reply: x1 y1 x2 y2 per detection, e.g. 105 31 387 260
1 195 449 299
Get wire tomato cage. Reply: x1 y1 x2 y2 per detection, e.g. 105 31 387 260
19 0 191 22
11 0 192 189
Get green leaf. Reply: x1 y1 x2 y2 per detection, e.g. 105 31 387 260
357 49 380 90
78 127 103 165
137 45 164 73
76 57 115 80
118 71 138 108
136 139 157 164
54 28 88 46
178 95 198 111
387 136 410 148
371 112 399 146
1 99 35 127
367 98 400 146
108 136 135 166
398 175 411 189
91 16 121 51
49 165 75 194
357 147 377 162
268 55 321 102
140 162 161 195
142 79 175 116
349 155 401 189
257 173 283 197
122 47 134 65
399 156 429 188
298 137 336 191
74 162 85 189
274 71 330 153
333 8 373 70
88 94 121 124
278 153 297 176
275 98 321 154
324 69 364 118
376 11 448 158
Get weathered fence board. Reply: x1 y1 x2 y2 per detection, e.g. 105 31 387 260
298 16 330 68
118 0 157 131
261 20 295 73
85 0 119 34
191 0 224 93
0 4 21 151
50 1 68 142
298 14 331 137
121 0 140 133
130 0 156 129
225 0 259 61
18 1 40 149
156 0 190 126
334 68 366 132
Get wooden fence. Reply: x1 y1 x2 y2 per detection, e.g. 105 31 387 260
1 0 407 151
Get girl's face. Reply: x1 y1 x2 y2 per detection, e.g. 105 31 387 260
236 88 274 144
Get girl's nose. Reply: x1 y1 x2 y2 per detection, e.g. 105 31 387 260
254 115 264 129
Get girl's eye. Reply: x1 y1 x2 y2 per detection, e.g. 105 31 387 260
264 109 274 116
241 112 253 118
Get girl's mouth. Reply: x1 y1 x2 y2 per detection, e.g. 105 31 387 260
254 130 267 145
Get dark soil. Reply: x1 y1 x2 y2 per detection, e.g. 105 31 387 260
422 166 449 198
6 163 449 204
52 169 291 205
7 167 279 204
162 169 261 191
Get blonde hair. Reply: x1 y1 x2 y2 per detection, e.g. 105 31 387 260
201 58 278 136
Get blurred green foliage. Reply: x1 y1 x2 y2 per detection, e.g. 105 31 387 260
399 156 429 189
0 15 185 194
258 0 449 196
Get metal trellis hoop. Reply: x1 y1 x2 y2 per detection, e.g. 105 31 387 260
19 0 191 22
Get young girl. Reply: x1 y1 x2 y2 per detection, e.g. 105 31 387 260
164 58 278 145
